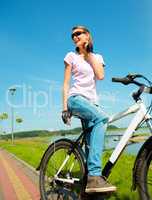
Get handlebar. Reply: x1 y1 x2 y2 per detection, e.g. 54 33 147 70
112 73 152 101
112 77 131 85
112 74 143 85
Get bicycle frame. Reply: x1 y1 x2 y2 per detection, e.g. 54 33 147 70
51 99 152 184
102 99 152 177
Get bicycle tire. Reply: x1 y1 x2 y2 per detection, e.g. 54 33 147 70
136 141 152 200
39 139 86 200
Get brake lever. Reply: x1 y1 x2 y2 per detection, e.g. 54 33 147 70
127 73 142 80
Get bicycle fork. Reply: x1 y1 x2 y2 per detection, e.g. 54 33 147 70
54 153 80 184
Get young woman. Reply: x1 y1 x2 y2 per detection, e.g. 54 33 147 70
62 26 116 193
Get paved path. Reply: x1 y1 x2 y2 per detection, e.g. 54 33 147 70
0 149 40 200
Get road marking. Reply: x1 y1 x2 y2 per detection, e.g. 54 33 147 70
0 154 33 200
5 151 40 199
0 151 18 200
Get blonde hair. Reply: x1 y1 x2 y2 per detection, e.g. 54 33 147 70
72 26 93 53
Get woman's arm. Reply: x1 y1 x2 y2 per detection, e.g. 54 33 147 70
86 53 104 80
63 62 71 111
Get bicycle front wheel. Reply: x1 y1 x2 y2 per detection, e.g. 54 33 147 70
39 139 86 200
136 143 152 200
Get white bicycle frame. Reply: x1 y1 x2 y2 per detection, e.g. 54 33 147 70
54 99 152 183
108 99 152 164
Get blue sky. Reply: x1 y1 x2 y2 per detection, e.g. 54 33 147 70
0 0 152 132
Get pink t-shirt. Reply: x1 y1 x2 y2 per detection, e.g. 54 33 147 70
64 51 105 104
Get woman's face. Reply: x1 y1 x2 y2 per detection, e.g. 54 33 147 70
71 28 90 48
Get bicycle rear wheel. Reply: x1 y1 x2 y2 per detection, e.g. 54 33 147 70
39 139 86 200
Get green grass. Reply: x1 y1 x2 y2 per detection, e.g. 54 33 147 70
0 137 48 168
103 151 138 200
0 137 139 199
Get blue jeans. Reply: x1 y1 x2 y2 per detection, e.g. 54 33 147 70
67 95 108 176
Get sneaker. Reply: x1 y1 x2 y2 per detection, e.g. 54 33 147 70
85 176 117 193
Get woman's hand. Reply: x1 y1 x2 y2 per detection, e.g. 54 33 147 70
83 41 90 53
61 110 71 125
86 53 104 80
76 38 90 53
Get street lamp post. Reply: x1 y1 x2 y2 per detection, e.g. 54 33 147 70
9 88 16 144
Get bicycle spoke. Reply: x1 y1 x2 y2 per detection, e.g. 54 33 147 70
52 149 68 172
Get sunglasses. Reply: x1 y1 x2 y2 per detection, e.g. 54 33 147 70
71 31 86 39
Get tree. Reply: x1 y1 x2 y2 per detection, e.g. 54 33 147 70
16 117 23 124
0 112 8 134
0 112 8 120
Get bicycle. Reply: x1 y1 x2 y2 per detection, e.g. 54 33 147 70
37 73 152 200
